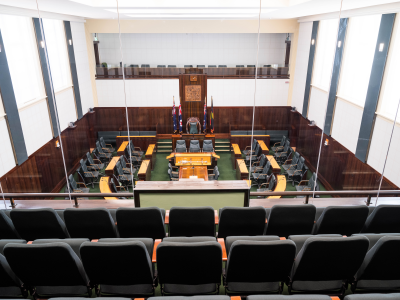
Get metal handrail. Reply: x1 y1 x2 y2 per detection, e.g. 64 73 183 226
2 189 400 208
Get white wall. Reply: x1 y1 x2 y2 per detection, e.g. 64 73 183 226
70 22 95 114
0 118 16 177
291 22 313 112
54 87 78 131
97 33 287 67
331 98 363 153
368 115 400 187
207 79 289 106
96 79 180 107
307 86 328 129
19 100 53 156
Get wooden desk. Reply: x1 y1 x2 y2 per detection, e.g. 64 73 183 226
230 135 270 152
266 155 281 177
268 175 286 199
236 159 248 180
145 144 156 170
116 136 157 154
138 160 151 181
99 177 118 200
231 144 241 169
105 156 120 176
257 140 269 155
172 134 215 150
134 180 251 207
117 141 128 156
179 166 208 180
167 152 220 168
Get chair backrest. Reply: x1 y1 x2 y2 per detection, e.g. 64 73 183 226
0 253 23 290
355 236 400 283
226 240 296 286
292 152 300 165
361 205 400 233
169 207 215 237
96 140 102 152
281 135 286 146
99 137 106 148
283 140 290 153
110 178 118 193
297 156 305 170
176 140 186 145
86 152 95 165
119 156 127 169
262 161 271 174
353 233 400 251
218 207 267 239
64 208 118 240
252 139 257 150
4 243 89 290
80 159 88 172
68 174 78 191
307 172 316 189
313 206 369 236
203 140 212 145
157 241 222 287
116 161 124 175
203 140 213 152
190 122 198 134
168 169 174 180
10 209 70 240
215 169 220 180
80 240 153 287
190 140 200 146
268 174 276 191
258 154 267 167
0 211 21 239
291 236 369 284
116 207 166 239
265 205 316 238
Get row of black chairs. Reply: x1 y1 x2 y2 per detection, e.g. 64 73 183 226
1 205 399 241
1 234 400 298
35 295 400 300
175 140 214 153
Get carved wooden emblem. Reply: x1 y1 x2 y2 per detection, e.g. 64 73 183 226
185 85 201 102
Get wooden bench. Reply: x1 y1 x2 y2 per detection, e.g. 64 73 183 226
99 177 118 200
266 155 281 177
117 141 128 156
138 160 151 181
145 144 156 170
231 144 241 169
236 159 248 180
257 140 269 155
105 156 120 176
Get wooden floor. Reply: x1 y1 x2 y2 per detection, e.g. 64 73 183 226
5 196 400 210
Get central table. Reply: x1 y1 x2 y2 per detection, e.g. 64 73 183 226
167 152 220 168
179 166 208 180
133 180 251 207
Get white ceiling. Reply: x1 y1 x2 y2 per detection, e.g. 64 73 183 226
0 0 399 20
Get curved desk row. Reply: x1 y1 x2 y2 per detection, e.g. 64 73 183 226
99 177 118 200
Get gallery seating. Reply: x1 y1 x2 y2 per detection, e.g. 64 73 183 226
168 207 215 237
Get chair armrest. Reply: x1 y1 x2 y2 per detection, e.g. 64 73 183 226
134 146 142 151
252 161 261 166
102 147 112 152
87 165 96 170
105 143 113 147
273 141 281 146
302 187 311 191
277 151 287 157
116 185 128 191
283 159 292 165
76 182 87 188
218 238 227 262
93 158 102 163
298 180 309 186
255 173 268 179
84 171 96 177
280 237 286 240
73 189 82 193
244 146 251 150
152 239 162 263
288 164 297 170
259 182 270 188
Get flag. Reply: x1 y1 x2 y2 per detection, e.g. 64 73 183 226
210 96 214 133
179 102 183 133
203 97 207 133
172 97 177 133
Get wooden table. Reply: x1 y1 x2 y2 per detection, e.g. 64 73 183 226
266 155 281 177
230 135 270 152
268 175 286 199
167 152 220 168
145 144 156 170
133 180 251 207
117 141 128 156
138 160 151 181
231 144 241 169
116 136 157 153
105 156 120 176
99 177 118 200
179 166 208 181
257 140 270 155
172 134 215 150
236 159 249 180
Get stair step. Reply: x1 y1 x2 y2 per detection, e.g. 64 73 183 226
215 142 230 144
157 150 172 153
215 145 230 148
158 145 172 148
157 142 172 144
215 149 231 152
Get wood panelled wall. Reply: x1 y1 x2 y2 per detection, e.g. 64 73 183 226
0 116 90 197
290 111 398 192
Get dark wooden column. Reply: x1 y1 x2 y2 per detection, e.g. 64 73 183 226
284 40 291 67
179 70 207 132
93 41 100 66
